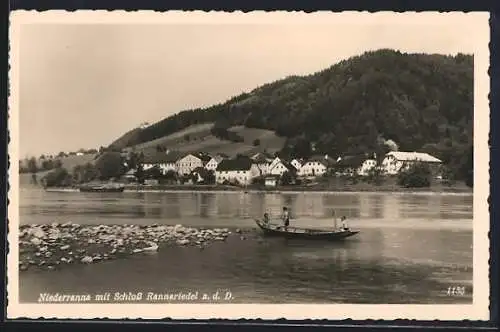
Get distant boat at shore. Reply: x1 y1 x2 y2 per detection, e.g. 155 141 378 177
79 183 125 193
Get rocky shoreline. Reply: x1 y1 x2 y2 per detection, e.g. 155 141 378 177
19 222 251 272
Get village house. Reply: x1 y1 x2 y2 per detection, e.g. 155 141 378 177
205 155 225 172
251 154 272 176
176 153 204 176
334 155 367 176
268 158 294 176
298 155 330 177
357 158 378 176
268 156 282 171
215 157 260 186
141 151 180 175
381 151 442 175
290 158 303 172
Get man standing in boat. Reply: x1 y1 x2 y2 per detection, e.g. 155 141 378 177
281 207 290 229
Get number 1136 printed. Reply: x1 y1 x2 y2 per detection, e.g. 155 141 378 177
446 286 466 296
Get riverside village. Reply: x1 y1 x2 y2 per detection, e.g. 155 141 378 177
14 13 478 309
21 138 469 193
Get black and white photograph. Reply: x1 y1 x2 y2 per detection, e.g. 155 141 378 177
7 11 490 320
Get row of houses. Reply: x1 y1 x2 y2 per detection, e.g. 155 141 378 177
132 150 443 186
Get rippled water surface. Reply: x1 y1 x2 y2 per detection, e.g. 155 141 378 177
19 188 473 303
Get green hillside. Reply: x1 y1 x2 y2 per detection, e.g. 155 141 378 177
19 153 98 186
111 49 473 180
109 128 142 150
122 124 285 157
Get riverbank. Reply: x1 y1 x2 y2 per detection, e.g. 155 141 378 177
42 182 473 195
19 222 255 272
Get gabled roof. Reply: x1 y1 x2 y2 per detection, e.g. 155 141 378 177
209 155 225 163
216 157 253 171
177 152 202 162
304 155 331 167
336 155 366 168
386 151 442 163
142 152 180 164
290 159 303 170
269 159 296 173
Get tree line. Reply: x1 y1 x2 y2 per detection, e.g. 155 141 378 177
41 152 126 187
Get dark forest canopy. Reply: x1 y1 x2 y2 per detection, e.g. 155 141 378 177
110 49 473 179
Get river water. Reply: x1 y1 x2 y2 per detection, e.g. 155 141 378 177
18 188 473 304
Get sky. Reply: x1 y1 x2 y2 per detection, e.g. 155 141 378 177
16 12 485 158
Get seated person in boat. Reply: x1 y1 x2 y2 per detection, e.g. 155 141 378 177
341 216 349 231
281 207 290 228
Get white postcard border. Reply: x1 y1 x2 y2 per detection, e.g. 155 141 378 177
6 10 491 320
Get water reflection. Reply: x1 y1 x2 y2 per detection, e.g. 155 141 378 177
20 190 473 227
18 189 474 304
19 226 471 304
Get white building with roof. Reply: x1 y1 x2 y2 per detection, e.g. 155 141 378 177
215 158 260 186
268 159 293 176
298 155 331 177
205 155 225 172
141 151 181 175
381 151 442 175
176 153 203 175
290 159 303 171
358 159 378 176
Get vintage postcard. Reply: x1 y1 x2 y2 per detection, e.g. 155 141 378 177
7 10 490 320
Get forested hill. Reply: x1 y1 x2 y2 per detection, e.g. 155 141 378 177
111 49 473 177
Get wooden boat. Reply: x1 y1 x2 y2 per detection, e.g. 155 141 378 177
254 219 359 240
79 184 125 193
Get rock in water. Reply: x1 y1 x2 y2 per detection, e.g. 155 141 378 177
81 256 93 264
30 237 42 246
31 228 45 239
143 242 159 252
177 239 190 246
